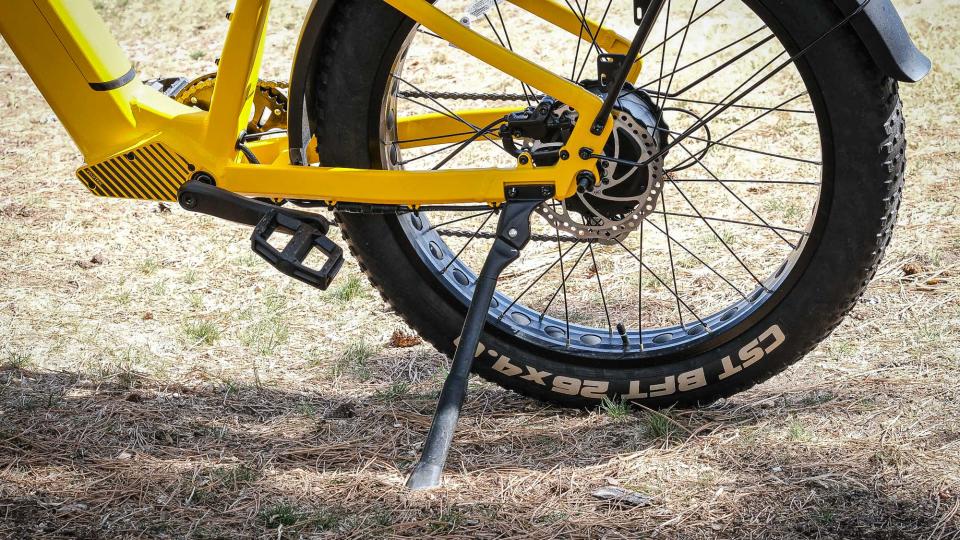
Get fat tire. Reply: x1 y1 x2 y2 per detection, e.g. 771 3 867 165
310 0 905 408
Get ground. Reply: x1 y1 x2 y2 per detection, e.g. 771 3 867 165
1 1 959 538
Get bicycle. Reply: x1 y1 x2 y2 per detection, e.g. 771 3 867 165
0 0 929 489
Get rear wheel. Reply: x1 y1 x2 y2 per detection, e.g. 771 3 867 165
310 0 905 407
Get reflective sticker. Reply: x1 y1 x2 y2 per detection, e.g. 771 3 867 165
463 0 506 23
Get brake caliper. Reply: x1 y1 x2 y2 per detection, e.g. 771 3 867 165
499 98 576 166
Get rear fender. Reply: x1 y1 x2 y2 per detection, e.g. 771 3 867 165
286 0 930 164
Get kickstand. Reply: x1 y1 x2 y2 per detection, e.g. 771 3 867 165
406 185 553 490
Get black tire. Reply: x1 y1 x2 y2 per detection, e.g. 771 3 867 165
310 0 905 408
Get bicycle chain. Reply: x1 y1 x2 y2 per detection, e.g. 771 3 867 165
397 90 544 102
176 74 289 134
436 228 579 243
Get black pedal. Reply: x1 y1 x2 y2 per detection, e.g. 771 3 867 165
177 179 344 291
251 210 344 291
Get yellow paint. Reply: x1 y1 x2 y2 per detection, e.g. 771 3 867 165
1 0 638 206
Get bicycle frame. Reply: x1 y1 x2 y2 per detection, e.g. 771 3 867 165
0 0 641 206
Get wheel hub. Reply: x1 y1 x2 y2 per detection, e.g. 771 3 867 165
505 83 669 244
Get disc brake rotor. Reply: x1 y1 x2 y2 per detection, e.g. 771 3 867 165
534 99 666 245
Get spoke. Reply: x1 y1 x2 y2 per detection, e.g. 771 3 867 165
648 0 671 114
539 243 590 331
651 209 808 237
644 0 873 163
639 0 731 60
497 240 581 321
569 0 587 81
639 24 768 89
561 0 603 60
658 127 821 166
392 74 508 155
441 210 497 274
643 218 747 299
594 92 815 170
587 243 613 336
671 178 820 186
673 138 800 249
554 207 573 342
416 28 443 40
654 34 776 99
487 4 537 105
666 92 812 171
426 210 496 233
650 94 813 114
390 130 475 146
654 0 696 131
637 220 644 350
615 239 709 330
665 178 770 290
397 141 463 167
702 91 811 152
659 182 687 329
433 117 507 169
575 0 615 82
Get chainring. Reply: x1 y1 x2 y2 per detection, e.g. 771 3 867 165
175 73 289 134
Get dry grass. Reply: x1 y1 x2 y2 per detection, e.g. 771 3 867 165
1 0 959 538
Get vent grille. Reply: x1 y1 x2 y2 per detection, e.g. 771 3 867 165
76 143 195 202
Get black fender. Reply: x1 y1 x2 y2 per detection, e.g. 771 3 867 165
286 0 930 164
832 0 931 83
287 0 336 166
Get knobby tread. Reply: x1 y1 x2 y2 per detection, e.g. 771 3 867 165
311 1 907 409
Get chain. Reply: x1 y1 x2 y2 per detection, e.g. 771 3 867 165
398 90 544 102
437 228 579 243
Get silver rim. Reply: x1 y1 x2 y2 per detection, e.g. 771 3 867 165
377 0 823 358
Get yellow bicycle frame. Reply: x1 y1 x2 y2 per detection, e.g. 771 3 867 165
0 0 640 206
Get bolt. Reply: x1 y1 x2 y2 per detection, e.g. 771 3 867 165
576 171 596 193
508 228 519 239
192 172 216 186
181 194 197 209
518 154 530 165
541 186 552 197
559 150 570 160
579 147 593 160
507 187 519 198
591 123 604 135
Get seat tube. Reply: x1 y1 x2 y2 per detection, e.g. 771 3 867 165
203 0 271 164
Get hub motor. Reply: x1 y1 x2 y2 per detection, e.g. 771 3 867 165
502 83 669 244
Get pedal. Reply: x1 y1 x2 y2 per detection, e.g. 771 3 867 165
177 179 343 291
250 210 344 290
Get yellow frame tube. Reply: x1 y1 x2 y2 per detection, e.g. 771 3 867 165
395 108 515 149
509 0 643 81
2 0 627 205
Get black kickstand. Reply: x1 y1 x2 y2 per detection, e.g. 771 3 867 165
406 185 553 490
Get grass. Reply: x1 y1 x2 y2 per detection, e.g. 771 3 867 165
1 0 958 538
600 396 631 421
183 320 220 346
375 380 410 401
332 339 379 380
643 411 675 439
2 349 32 370
787 419 811 442
259 501 298 529
330 274 365 303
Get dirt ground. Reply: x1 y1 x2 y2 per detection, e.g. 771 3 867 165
1 1 958 538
